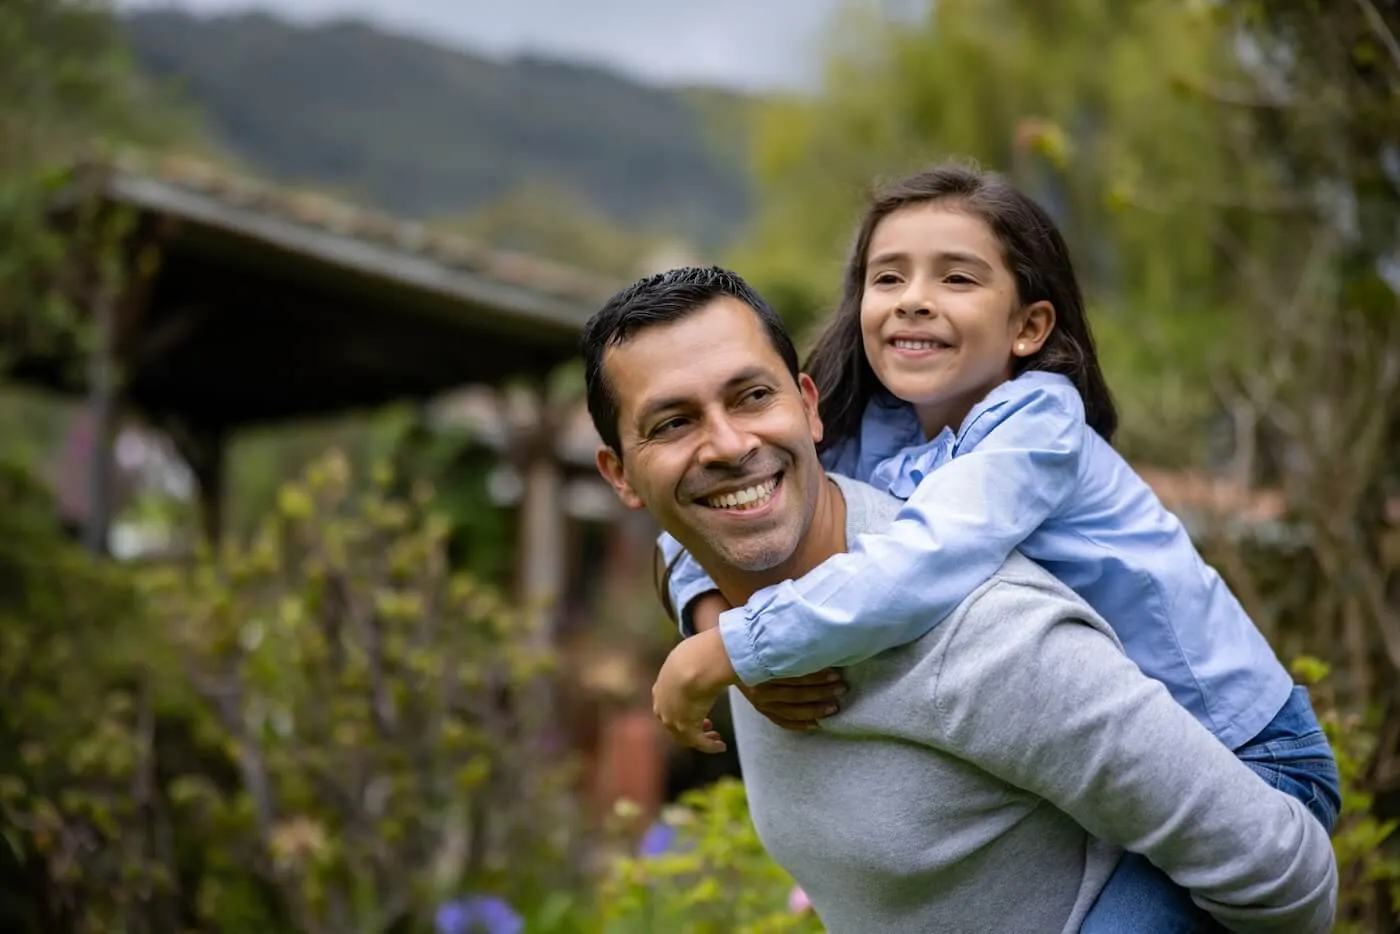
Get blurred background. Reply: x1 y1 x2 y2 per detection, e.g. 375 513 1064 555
2 0 1399 931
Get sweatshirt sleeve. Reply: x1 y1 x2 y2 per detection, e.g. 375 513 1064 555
718 378 1085 685
931 572 1336 933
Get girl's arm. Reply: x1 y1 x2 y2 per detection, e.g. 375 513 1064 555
657 533 724 636
719 377 1086 686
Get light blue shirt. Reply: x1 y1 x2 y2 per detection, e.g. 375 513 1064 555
660 371 1295 750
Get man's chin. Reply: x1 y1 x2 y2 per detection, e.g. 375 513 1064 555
711 536 797 574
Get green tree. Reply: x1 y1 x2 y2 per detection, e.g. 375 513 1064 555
732 0 1255 462
0 0 185 366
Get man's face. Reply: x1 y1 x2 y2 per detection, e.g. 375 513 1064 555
595 296 825 574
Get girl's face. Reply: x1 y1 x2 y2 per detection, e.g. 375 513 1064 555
859 202 1054 437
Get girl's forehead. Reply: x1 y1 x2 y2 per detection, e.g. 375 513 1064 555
868 203 1004 265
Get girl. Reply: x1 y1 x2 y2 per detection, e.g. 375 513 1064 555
657 163 1340 933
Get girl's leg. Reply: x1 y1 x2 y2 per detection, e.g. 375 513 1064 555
1234 685 1341 832
1080 853 1221 934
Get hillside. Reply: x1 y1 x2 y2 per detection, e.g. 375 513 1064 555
119 10 754 244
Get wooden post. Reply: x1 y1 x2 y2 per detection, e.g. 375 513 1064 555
82 291 118 555
165 418 227 547
195 429 227 546
517 409 566 646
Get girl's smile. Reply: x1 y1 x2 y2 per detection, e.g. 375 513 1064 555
859 203 1053 438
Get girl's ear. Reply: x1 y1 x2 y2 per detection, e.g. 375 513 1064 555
1012 300 1056 358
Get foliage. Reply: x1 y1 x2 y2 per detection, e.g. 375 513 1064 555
0 0 188 372
137 450 581 934
1294 657 1400 931
0 446 587 933
595 780 821 934
119 9 750 245
0 455 171 933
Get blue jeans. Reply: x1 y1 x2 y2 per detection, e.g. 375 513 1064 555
1080 685 1340 934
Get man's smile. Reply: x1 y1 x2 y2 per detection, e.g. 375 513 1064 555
699 472 783 513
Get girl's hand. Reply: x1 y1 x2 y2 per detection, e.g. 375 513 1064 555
652 629 735 754
686 590 847 733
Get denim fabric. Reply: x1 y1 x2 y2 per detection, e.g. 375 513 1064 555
1080 685 1339 933
1235 686 1342 833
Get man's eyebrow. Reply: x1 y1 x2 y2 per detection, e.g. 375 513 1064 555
633 365 778 429
867 249 994 272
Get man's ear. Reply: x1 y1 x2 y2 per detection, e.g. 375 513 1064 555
797 372 824 446
595 445 644 510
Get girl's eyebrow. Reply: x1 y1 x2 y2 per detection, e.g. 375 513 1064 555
868 249 992 273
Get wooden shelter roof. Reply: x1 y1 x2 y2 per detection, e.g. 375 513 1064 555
11 152 622 430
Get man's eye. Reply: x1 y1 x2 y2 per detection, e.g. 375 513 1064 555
652 418 687 436
742 387 774 405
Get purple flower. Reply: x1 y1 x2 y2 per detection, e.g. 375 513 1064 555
435 895 523 934
637 820 678 858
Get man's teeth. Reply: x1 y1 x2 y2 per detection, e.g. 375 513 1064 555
893 338 944 350
705 478 778 510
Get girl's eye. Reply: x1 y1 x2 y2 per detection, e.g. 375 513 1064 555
945 272 974 284
871 272 900 286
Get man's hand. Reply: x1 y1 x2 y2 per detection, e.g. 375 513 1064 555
739 670 847 732
652 629 736 754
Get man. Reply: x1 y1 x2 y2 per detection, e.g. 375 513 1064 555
582 266 1336 934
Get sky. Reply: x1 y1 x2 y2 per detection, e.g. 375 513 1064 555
114 0 879 91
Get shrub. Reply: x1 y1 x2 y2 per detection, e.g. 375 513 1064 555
594 778 822 934
0 457 168 933
137 451 583 933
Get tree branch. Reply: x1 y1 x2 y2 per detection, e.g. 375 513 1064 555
1353 0 1400 74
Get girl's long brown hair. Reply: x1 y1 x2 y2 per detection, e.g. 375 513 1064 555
804 162 1118 448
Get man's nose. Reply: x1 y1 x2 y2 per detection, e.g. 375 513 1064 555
699 413 760 467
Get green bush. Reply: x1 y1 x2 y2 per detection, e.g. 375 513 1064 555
0 456 170 933
592 779 821 934
1293 657 1400 931
137 451 583 934
0 449 588 933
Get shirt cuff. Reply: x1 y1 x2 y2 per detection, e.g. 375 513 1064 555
718 604 771 686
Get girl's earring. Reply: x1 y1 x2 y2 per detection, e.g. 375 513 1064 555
1016 342 1026 354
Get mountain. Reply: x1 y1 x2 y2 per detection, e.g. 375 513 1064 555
118 10 754 245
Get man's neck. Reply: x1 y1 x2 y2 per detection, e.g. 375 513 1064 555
709 476 847 607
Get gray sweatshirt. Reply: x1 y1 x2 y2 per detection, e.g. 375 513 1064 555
729 474 1336 934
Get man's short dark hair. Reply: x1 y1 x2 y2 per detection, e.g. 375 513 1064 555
581 265 800 453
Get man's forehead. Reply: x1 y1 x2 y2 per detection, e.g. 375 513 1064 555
605 299 783 412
